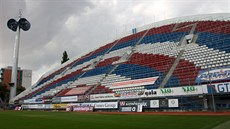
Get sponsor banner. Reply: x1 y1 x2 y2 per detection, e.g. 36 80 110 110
196 67 230 83
114 91 145 99
94 102 118 109
24 98 44 104
72 106 94 112
91 85 207 101
68 102 117 109
92 90 143 101
159 99 168 108
66 106 73 111
67 103 81 106
61 96 78 102
168 99 179 108
119 101 150 108
53 104 68 109
150 100 159 108
78 95 90 101
35 98 44 103
90 93 116 101
207 82 230 94
43 96 53 103
137 105 143 112
21 104 53 109
80 103 95 107
144 85 207 98
37 104 53 109
120 106 137 112
52 97 61 103
24 99 34 104
44 104 53 109
43 98 52 103
111 77 159 89
21 104 38 109
19 100 24 104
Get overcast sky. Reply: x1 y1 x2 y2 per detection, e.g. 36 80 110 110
0 0 229 85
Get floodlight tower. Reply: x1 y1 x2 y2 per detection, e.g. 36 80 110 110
7 10 30 103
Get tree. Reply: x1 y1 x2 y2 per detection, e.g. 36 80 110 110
61 51 69 64
0 83 25 104
16 86 25 96
0 83 9 104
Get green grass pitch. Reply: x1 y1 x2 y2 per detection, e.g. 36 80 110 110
0 111 230 129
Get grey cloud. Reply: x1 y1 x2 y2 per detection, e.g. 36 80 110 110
0 0 229 84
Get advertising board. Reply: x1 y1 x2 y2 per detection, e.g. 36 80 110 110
196 67 230 83
119 100 150 108
207 82 230 94
168 99 179 108
60 96 78 102
94 102 118 109
111 77 158 89
72 106 94 112
90 93 116 101
120 106 137 112
144 85 207 98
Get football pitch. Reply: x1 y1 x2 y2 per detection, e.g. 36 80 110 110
0 111 230 129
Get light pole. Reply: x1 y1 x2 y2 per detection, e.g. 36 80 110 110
7 11 30 103
208 68 216 112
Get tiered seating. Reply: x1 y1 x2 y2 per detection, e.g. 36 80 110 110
196 21 230 53
82 65 113 78
182 44 230 69
14 14 230 103
95 57 120 67
71 74 106 86
196 21 230 34
108 31 146 52
124 54 180 87
112 86 145 95
101 74 131 87
172 60 200 86
56 88 72 96
91 85 113 94
62 86 93 96
70 41 116 69
128 53 175 73
135 42 179 57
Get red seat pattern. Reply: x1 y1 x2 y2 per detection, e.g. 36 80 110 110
95 56 120 67
128 53 175 73
147 24 175 35
128 53 200 86
173 60 201 85
64 86 92 96
91 85 113 94
56 88 72 96
196 21 230 34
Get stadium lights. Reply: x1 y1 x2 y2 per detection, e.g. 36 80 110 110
7 10 31 103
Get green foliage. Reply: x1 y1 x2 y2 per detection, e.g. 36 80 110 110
61 51 69 64
16 86 25 95
0 83 9 103
0 111 230 129
0 83 25 103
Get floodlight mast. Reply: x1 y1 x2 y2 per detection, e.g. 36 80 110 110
8 10 30 103
9 12 21 103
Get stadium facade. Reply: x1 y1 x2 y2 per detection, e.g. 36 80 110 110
13 13 230 112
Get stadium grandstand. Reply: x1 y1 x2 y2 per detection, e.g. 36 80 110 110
13 13 230 112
